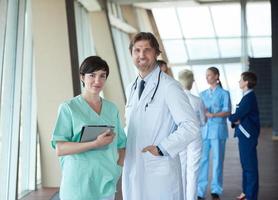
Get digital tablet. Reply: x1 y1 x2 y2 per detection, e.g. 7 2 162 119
80 125 115 143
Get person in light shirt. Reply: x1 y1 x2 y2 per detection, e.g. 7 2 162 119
122 32 200 200
178 69 205 200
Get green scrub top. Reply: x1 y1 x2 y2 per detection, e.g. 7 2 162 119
51 95 126 200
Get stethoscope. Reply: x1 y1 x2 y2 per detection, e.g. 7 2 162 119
128 70 162 111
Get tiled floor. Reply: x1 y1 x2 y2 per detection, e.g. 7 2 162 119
21 128 278 200
219 128 278 199
20 187 58 200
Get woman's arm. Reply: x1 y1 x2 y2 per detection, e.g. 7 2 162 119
206 111 231 118
56 130 114 156
229 95 252 122
117 148 125 166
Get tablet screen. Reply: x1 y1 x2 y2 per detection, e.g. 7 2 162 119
79 125 114 143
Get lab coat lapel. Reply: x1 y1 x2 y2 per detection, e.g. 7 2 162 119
137 68 159 109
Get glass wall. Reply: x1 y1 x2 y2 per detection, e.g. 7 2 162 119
108 2 137 89
74 1 96 64
17 0 38 197
153 1 271 110
0 0 39 199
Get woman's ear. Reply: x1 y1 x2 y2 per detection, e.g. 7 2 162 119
80 74 84 81
80 74 85 87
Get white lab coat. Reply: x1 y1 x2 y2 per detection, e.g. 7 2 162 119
122 67 200 200
180 90 205 200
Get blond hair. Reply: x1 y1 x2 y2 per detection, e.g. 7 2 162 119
178 69 194 90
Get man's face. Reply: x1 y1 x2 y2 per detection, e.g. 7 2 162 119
131 40 158 75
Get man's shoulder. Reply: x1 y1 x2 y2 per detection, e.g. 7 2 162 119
188 93 201 102
160 73 180 87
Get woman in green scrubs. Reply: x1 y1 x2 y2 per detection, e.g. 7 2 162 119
51 56 126 200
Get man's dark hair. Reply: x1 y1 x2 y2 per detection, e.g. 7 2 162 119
241 71 257 89
157 60 167 66
129 32 161 55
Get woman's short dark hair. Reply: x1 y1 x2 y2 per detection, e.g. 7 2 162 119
79 56 109 76
241 71 257 89
79 56 109 87
129 32 161 55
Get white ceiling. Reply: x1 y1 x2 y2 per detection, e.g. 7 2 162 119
109 0 267 5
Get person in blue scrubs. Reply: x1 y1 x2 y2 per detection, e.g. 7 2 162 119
51 56 126 200
197 67 231 200
229 72 260 200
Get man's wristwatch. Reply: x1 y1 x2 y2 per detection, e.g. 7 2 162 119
156 146 164 156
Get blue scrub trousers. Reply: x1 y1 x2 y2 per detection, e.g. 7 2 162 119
238 135 259 200
197 139 226 197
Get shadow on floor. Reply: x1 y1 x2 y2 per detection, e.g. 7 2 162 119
50 191 59 200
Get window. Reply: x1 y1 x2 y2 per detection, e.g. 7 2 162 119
0 0 38 199
109 2 137 89
247 2 271 58
177 7 214 38
152 8 182 39
153 1 271 109
74 1 96 64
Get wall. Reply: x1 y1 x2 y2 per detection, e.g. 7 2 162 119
90 10 126 120
32 0 73 186
249 57 272 127
271 0 278 138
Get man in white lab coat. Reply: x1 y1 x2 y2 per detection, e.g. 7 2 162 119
122 32 200 200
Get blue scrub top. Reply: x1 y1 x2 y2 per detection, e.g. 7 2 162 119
51 95 126 200
200 85 231 139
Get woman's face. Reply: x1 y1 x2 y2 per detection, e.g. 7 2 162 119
206 69 219 85
81 70 107 95
239 76 248 90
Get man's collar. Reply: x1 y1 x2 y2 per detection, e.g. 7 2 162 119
138 65 159 83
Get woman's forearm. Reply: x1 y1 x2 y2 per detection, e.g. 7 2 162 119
56 141 99 156
212 111 231 118
117 148 126 166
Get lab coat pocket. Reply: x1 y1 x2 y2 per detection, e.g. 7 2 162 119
142 151 170 175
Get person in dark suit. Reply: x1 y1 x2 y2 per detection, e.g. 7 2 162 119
228 71 260 200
